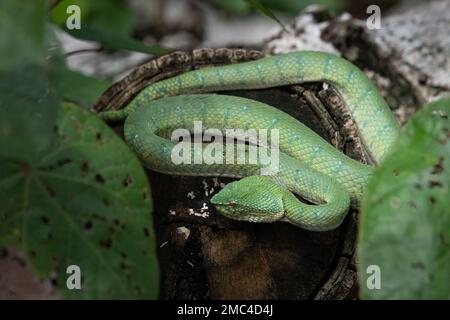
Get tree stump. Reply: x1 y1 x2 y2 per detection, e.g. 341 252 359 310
93 47 363 299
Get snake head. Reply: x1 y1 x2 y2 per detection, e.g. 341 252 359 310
211 176 285 223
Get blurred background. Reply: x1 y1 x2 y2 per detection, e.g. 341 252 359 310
54 0 411 86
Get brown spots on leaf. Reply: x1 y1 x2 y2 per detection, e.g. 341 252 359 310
144 227 150 237
91 213 107 222
95 174 105 184
392 170 400 177
431 157 444 174
431 109 448 119
428 180 443 188
429 196 436 204
84 220 93 230
21 164 33 175
408 201 417 209
0 248 9 258
40 216 49 224
99 238 112 248
57 159 72 166
45 185 55 198
122 174 133 188
120 261 131 271
109 219 126 232
438 128 450 144
50 278 58 286
96 132 102 143
411 261 425 269
81 161 89 173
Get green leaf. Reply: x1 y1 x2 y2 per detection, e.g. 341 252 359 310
63 24 173 55
0 0 49 71
245 0 287 31
0 59 63 163
51 0 133 36
257 0 346 14
210 0 252 14
0 103 159 299
61 68 112 109
0 0 63 163
211 0 347 15
359 99 450 299
51 0 172 55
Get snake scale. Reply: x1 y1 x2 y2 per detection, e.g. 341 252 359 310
100 51 401 231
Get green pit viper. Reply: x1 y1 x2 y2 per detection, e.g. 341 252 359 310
99 51 402 231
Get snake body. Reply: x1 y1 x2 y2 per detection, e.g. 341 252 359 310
102 51 401 231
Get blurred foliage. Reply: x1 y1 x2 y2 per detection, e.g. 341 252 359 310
0 0 62 163
60 69 112 109
211 0 347 15
246 0 287 31
52 0 172 55
0 0 159 298
52 0 134 35
359 100 450 299
0 1 49 71
63 24 172 55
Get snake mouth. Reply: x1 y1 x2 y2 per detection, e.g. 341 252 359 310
210 193 228 206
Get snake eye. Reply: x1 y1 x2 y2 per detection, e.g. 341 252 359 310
228 200 237 206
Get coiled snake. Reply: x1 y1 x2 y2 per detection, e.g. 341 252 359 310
100 51 401 231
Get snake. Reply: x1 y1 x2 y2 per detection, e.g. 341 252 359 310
100 51 401 231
